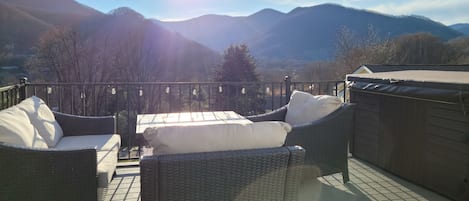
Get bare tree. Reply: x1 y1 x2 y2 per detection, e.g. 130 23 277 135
391 33 454 64
334 25 393 78
447 37 469 64
300 61 338 81
28 27 85 82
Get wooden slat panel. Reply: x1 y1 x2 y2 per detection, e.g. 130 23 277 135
351 91 380 164
426 102 469 150
422 145 469 201
427 124 469 145
429 105 469 123
378 96 425 183
423 101 469 201
425 130 469 155
427 116 469 134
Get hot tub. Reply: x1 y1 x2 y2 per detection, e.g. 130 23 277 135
347 70 469 201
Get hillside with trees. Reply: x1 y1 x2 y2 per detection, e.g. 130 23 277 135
1 0 101 26
0 2 52 56
0 0 100 55
0 0 221 83
285 31 469 82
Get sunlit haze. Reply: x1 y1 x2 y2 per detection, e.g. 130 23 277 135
76 0 469 25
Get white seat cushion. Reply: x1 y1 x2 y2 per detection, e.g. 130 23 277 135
56 134 121 188
285 90 342 126
0 107 48 148
97 148 119 187
16 96 63 147
144 121 291 155
55 134 121 151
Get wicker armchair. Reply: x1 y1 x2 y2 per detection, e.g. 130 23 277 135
0 112 116 201
140 146 305 201
247 103 355 183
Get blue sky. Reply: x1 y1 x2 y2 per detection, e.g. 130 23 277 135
76 0 469 25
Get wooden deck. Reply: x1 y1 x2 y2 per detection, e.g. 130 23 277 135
105 157 450 201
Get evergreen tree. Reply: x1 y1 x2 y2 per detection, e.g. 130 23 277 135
215 44 265 115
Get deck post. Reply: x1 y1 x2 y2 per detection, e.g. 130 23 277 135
19 77 28 101
284 76 291 103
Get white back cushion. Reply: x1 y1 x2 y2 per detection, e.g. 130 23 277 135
0 107 48 148
144 121 291 155
16 96 63 147
285 90 342 126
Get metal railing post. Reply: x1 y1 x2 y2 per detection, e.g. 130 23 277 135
284 76 291 104
19 77 28 101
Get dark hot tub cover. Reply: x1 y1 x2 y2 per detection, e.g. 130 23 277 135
347 70 469 105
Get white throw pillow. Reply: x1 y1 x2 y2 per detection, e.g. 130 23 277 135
143 121 291 155
285 90 342 126
0 107 48 148
16 96 63 147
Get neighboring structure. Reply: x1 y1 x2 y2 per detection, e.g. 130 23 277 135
351 64 469 74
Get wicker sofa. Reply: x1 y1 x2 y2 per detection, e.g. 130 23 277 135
140 146 305 201
247 102 355 183
0 96 120 201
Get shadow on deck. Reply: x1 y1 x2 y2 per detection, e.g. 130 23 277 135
105 157 450 201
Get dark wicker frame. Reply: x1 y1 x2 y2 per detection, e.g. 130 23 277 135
0 112 116 201
247 103 355 183
140 146 305 201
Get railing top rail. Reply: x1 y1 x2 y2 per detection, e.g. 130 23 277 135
0 82 27 92
27 80 345 86
28 82 278 86
0 85 17 91
292 80 345 84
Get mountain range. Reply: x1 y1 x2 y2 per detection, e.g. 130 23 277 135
157 4 462 62
0 0 467 82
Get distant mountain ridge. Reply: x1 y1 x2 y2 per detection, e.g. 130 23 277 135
450 23 469 35
154 8 287 53
157 3 462 62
